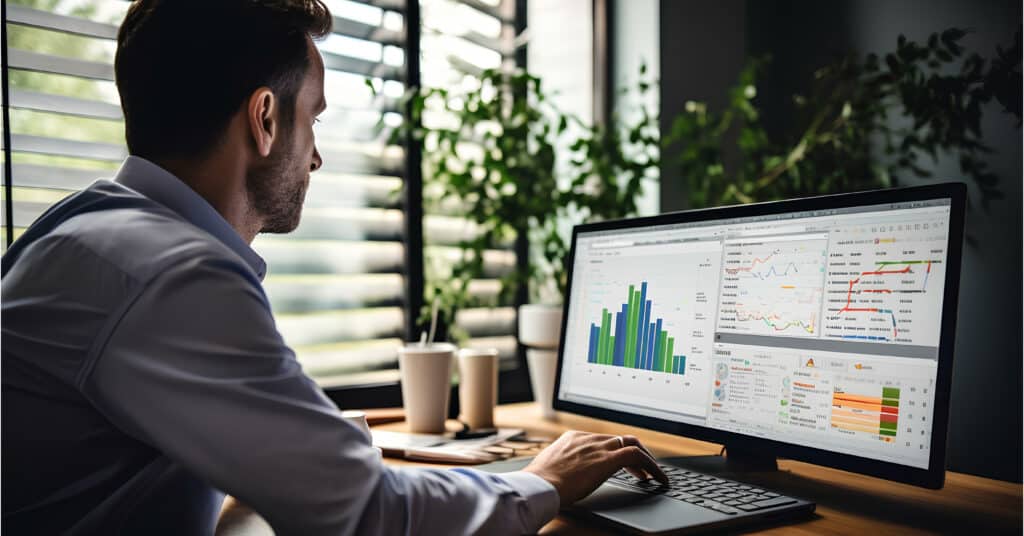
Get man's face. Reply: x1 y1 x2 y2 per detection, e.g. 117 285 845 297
248 38 326 234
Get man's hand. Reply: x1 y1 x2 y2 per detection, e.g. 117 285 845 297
522 430 668 505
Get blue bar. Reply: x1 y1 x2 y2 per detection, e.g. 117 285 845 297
653 318 663 371
679 355 686 375
613 307 626 367
674 356 681 374
587 324 599 363
639 300 652 369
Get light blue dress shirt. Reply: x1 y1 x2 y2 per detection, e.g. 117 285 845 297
1 156 558 535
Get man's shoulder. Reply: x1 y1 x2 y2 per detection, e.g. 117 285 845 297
35 184 247 284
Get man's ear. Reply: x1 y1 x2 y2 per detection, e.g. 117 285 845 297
247 87 277 157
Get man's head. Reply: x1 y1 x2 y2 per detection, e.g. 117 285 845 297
115 0 331 234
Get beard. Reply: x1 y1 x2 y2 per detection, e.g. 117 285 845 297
247 129 309 234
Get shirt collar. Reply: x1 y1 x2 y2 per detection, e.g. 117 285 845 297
114 156 268 280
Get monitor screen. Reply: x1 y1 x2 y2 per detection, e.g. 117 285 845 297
556 197 954 470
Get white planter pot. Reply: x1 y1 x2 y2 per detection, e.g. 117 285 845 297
518 304 563 349
518 304 563 419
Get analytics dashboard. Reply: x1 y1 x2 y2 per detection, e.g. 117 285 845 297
557 199 952 469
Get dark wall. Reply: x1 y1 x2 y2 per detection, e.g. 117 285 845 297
658 0 746 210
657 0 1022 482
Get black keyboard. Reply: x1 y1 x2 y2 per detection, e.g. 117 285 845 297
609 464 799 516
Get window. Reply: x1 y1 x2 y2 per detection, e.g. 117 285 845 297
2 0 531 406
419 0 522 377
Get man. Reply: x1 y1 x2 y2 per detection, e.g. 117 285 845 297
1 1 666 534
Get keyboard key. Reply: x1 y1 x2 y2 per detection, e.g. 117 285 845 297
724 500 743 506
736 503 763 512
764 492 780 498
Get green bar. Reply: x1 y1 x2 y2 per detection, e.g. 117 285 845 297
882 399 900 407
608 335 616 365
622 289 630 368
630 289 641 367
659 332 667 373
879 429 897 437
665 338 675 373
879 421 898 431
651 329 661 372
882 387 901 399
598 309 610 365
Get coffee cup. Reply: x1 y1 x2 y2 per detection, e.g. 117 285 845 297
457 348 499 429
398 342 456 433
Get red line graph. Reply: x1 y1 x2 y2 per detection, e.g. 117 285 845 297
839 265 911 314
724 250 777 275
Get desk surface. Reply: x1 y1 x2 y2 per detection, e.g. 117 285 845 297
376 402 1022 535
218 402 1021 535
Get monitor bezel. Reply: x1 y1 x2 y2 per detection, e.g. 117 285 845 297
551 183 966 489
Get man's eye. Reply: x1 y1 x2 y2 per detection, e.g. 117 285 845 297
314 118 321 124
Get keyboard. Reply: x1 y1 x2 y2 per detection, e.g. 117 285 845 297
609 464 799 516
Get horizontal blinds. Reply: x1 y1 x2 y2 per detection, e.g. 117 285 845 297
2 0 129 246
2 0 415 389
419 0 520 369
258 0 411 387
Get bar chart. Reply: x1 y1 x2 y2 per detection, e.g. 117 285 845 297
831 386 901 441
585 281 688 375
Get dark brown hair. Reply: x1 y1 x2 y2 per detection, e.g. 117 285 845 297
115 0 332 160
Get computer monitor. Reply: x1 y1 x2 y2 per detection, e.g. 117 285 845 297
552 183 965 489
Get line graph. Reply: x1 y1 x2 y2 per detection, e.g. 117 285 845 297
824 237 946 346
717 235 828 338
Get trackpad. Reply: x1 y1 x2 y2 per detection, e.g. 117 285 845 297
573 484 724 533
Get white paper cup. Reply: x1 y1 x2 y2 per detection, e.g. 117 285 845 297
398 343 456 433
458 348 499 429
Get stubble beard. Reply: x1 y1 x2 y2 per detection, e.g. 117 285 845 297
248 130 309 234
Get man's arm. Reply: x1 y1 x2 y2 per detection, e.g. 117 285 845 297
82 254 664 535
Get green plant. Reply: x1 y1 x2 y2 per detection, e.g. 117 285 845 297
666 28 1022 210
390 65 659 342
402 69 564 342
542 64 661 298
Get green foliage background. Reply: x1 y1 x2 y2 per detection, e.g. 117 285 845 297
666 29 1021 211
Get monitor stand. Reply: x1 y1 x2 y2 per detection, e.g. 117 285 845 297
663 444 778 476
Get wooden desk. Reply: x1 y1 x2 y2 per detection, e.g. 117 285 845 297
378 402 1022 535
218 402 1022 535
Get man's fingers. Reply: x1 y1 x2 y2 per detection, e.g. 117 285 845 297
600 436 654 480
619 435 657 461
613 446 668 484
616 436 665 482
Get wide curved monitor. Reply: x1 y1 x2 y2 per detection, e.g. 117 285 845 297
552 183 966 488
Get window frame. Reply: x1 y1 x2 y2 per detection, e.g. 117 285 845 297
0 0 536 411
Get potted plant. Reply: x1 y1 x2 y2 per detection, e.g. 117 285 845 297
395 65 660 417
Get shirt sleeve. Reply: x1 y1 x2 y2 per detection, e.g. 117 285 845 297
80 253 559 535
